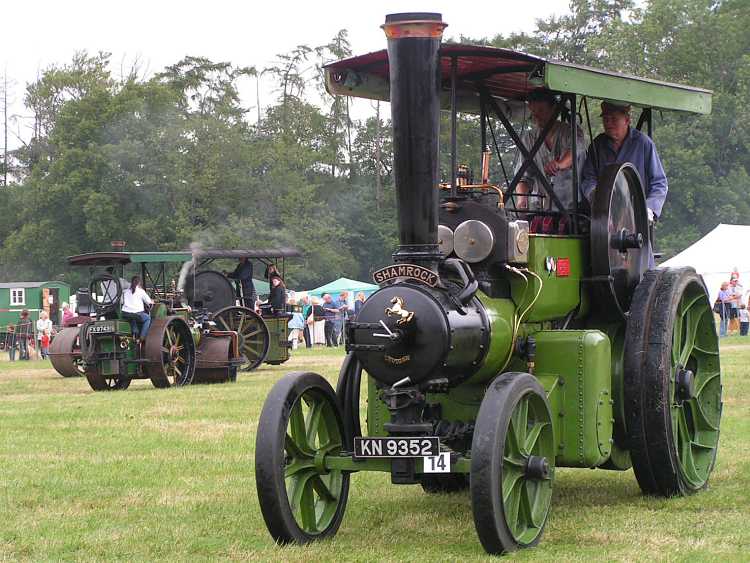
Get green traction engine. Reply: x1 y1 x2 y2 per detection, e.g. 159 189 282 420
50 249 297 390
254 13 722 555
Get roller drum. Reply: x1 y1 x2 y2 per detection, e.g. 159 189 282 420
49 327 84 377
194 334 236 383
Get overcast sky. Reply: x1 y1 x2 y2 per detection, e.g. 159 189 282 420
2 0 571 148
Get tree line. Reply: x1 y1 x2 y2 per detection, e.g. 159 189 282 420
0 0 747 289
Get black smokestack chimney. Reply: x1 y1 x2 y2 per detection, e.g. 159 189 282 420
382 13 447 268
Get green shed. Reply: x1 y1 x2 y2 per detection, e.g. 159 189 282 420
0 281 71 328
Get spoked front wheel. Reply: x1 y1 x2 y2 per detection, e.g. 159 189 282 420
85 366 131 391
256 372 349 544
471 372 555 555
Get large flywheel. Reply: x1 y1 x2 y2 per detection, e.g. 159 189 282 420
184 270 236 313
590 163 650 319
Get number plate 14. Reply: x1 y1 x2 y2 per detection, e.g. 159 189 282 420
423 452 450 473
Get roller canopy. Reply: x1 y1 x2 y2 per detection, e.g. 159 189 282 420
68 251 192 266
68 248 301 266
192 248 301 260
324 44 712 115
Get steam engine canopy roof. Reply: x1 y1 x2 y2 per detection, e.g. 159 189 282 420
324 44 712 115
68 248 301 266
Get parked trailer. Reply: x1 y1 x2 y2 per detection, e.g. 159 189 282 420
0 281 70 352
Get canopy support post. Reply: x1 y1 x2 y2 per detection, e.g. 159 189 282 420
636 108 653 138
569 93 579 234
450 56 458 197
480 97 487 158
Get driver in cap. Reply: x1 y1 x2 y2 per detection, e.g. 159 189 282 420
580 100 668 226
581 101 669 268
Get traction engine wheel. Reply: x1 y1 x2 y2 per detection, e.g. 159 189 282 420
144 317 196 388
335 352 363 450
49 327 84 377
470 372 555 555
256 372 349 544
624 267 722 496
85 366 131 391
213 306 269 371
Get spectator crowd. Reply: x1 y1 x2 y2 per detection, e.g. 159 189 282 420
4 308 62 361
286 291 369 349
714 271 750 337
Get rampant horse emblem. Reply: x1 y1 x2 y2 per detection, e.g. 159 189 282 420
385 296 414 325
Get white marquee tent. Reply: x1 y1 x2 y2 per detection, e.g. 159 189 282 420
660 224 750 301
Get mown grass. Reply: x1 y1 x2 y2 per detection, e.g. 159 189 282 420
0 341 748 561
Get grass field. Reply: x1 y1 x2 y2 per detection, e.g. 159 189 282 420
1 339 749 561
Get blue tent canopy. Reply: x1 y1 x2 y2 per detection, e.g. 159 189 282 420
306 277 379 298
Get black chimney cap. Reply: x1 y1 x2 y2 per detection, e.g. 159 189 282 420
385 12 442 23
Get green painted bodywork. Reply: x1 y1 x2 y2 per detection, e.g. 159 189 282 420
263 316 291 364
520 235 587 322
594 323 632 469
534 330 613 467
93 320 138 377
544 61 712 114
367 376 387 437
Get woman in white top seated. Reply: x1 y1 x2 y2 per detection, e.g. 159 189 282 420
121 275 153 342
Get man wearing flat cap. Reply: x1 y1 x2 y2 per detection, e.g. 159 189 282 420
580 101 668 227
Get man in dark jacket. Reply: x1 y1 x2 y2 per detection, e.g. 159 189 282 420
322 293 339 347
17 310 32 360
226 257 255 308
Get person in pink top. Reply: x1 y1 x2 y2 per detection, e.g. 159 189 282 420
62 303 75 325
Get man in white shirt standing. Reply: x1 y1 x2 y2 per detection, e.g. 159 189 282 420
121 275 153 342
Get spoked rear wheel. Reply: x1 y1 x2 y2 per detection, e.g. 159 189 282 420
214 306 269 371
256 372 349 544
145 317 196 388
471 372 555 555
625 267 722 496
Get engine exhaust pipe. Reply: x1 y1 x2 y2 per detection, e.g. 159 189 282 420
382 13 447 269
